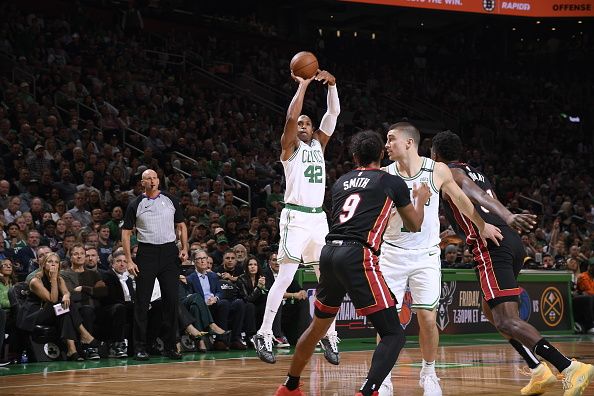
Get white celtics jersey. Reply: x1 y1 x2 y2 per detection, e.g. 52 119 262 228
382 157 440 249
282 139 325 207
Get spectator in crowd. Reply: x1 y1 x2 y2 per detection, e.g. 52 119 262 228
60 244 106 353
569 258 594 335
68 192 92 227
99 250 134 358
577 262 594 297
237 255 286 346
96 225 113 271
187 249 244 351
53 168 77 203
105 206 124 243
4 197 21 224
0 258 16 365
19 252 99 361
441 245 458 269
14 229 41 279
214 249 244 282
177 272 229 352
85 246 100 272
460 249 474 269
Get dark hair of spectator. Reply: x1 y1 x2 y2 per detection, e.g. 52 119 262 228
243 255 262 278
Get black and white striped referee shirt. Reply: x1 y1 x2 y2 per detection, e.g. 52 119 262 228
122 191 184 245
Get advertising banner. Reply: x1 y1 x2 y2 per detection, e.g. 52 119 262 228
302 270 573 338
342 0 594 17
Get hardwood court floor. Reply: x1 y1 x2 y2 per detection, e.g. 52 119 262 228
1 335 594 395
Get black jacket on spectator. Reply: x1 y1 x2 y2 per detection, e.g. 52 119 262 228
100 270 136 305
237 273 272 304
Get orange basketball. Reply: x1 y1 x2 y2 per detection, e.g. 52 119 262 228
290 51 319 79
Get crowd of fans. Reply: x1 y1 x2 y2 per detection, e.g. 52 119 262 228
0 0 592 363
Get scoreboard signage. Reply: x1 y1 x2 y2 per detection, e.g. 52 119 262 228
342 0 594 17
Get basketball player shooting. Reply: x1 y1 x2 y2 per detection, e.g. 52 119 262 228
253 64 341 365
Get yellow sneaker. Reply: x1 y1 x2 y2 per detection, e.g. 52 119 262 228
561 361 594 396
520 362 557 395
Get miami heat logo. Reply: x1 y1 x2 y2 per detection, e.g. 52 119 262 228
398 289 413 329
483 0 496 12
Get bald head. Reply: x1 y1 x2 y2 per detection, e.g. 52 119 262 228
141 169 159 194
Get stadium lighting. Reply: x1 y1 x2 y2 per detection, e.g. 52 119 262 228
536 20 541 24
336 30 341 37
354 31 357 37
371 32 376 40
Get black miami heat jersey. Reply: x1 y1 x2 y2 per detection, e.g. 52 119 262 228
326 168 411 253
441 162 507 240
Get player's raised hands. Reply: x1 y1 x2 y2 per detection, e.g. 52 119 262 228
291 70 316 84
315 70 336 85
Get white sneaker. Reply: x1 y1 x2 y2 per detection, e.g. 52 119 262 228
378 377 394 396
420 373 442 396
586 327 594 335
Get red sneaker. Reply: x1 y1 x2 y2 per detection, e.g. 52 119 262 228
354 392 378 396
274 385 305 396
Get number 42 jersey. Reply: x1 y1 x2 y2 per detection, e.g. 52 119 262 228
282 139 326 207
326 168 411 253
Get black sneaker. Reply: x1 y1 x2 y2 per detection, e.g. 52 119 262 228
85 347 101 360
319 331 340 365
252 333 275 364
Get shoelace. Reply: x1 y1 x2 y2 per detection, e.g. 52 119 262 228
263 333 274 352
518 366 532 377
560 358 579 390
518 366 565 383
327 333 341 353
421 374 441 389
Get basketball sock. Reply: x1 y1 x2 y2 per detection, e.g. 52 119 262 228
362 307 406 396
284 373 300 391
509 339 540 369
533 338 572 372
421 359 436 374
327 318 336 335
259 263 299 333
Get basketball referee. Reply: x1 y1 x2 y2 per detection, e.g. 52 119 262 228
122 169 188 360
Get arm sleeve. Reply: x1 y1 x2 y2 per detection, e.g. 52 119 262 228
319 84 340 136
382 174 411 207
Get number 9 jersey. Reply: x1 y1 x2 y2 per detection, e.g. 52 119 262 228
326 168 411 254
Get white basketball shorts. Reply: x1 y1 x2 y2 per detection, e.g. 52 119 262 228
380 242 441 311
277 207 329 265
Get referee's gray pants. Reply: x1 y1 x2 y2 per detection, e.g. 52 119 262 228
133 241 180 351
